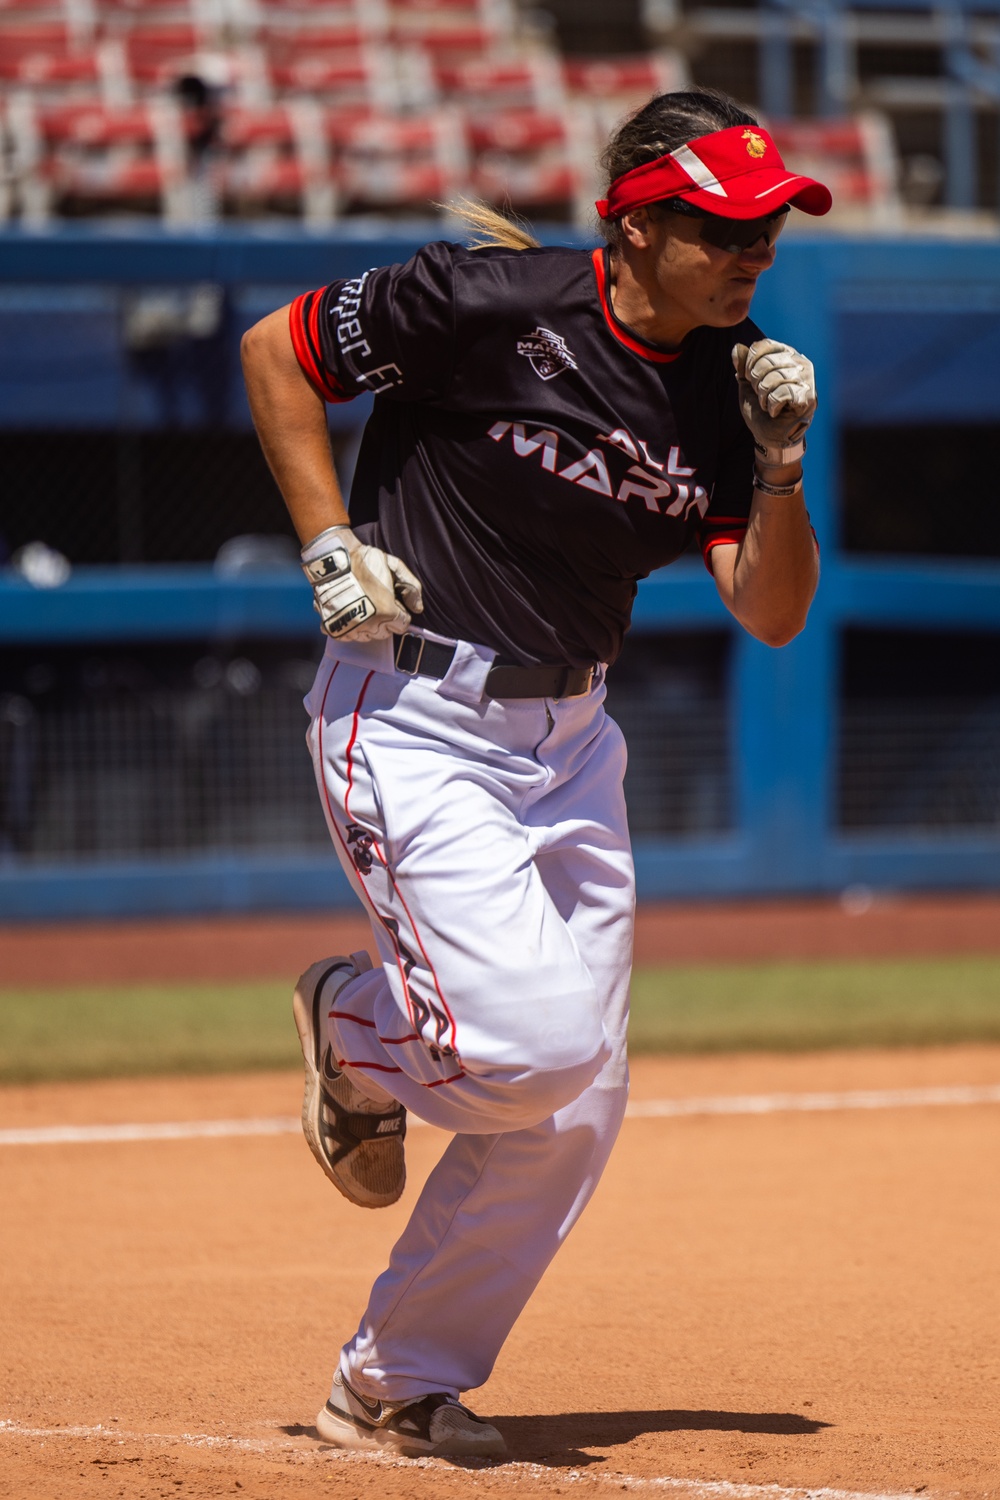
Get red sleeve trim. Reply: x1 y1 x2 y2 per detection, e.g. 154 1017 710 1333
288 291 353 404
700 528 747 573
307 290 328 389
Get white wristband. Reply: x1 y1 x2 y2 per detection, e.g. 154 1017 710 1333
752 436 806 467
753 471 804 498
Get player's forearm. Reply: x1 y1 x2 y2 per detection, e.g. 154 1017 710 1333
723 337 819 644
725 487 819 647
241 307 350 545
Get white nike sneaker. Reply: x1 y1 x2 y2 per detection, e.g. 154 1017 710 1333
292 952 406 1208
316 1369 507 1459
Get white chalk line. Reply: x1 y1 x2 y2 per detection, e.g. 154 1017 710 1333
0 1420 928 1500
626 1083 1000 1119
0 1115 301 1147
1 1083 999 1148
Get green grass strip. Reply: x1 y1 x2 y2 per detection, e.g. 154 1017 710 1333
0 981 298 1084
1 957 999 1084
629 956 1000 1054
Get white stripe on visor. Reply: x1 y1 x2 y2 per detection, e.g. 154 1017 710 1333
756 175 798 199
669 144 728 197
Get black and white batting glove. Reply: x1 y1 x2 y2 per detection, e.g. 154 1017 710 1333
301 525 424 642
732 338 816 468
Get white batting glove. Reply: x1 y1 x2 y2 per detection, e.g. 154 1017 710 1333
301 525 424 642
732 339 816 468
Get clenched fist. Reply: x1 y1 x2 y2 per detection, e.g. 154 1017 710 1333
732 338 816 469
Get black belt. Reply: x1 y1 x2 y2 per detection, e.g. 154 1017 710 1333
394 633 594 700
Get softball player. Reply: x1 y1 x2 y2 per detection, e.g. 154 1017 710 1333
242 87 829 1461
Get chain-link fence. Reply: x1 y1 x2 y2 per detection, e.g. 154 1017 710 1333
606 632 732 837
0 631 735 863
10 626 1000 864
841 423 1000 558
0 278 371 568
0 641 325 860
0 428 306 567
839 699 1000 829
838 628 1000 831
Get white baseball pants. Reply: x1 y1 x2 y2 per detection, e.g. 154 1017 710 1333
305 630 635 1403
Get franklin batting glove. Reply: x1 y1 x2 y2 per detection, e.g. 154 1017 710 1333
732 338 816 468
301 525 424 642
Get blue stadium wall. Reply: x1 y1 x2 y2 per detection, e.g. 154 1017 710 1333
1 224 999 919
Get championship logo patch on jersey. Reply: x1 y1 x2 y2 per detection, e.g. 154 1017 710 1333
516 327 579 381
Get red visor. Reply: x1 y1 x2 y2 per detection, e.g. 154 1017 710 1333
596 124 832 221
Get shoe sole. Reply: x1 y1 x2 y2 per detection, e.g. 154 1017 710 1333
292 958 353 1195
292 955 404 1210
314 1403 507 1460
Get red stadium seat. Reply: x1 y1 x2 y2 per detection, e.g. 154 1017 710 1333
562 52 687 105
121 24 206 84
464 106 568 154
216 98 334 217
433 50 562 111
117 23 257 99
471 153 579 211
266 44 391 106
219 147 336 217
264 33 411 110
391 0 508 14
320 102 378 147
464 100 597 222
267 49 375 93
223 153 305 197
54 157 168 194
249 0 386 26
0 0 79 19
388 0 515 46
6 93 189 218
95 0 216 29
43 151 192 220
334 107 467 210
397 23 501 59
565 52 691 157
220 100 296 145
257 18 368 47
0 24 98 81
35 98 161 141
343 157 456 205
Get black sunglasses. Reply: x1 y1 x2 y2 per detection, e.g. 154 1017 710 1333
665 197 790 254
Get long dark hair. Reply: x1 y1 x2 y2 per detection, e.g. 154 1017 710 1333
599 87 759 244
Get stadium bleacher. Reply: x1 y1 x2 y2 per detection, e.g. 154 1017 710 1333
0 0 617 219
19 0 1000 223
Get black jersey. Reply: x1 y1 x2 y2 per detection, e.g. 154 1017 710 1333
290 240 759 668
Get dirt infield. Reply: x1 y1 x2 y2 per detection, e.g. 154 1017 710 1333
3 891 1000 986
3 1044 1000 1500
